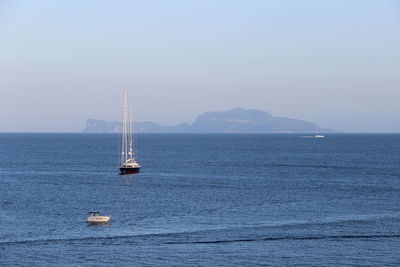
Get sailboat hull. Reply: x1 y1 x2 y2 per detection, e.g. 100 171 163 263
119 167 140 174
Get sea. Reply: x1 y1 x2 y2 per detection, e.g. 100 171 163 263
0 133 399 266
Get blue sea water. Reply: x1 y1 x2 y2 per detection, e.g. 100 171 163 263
0 133 399 266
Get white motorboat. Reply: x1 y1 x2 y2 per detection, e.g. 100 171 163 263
86 212 111 224
314 134 325 138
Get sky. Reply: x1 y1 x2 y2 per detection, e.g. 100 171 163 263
0 0 399 132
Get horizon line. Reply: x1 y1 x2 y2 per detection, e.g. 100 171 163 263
3 131 400 134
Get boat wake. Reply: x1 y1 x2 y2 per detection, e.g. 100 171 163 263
1 232 399 247
165 234 400 245
1 212 399 247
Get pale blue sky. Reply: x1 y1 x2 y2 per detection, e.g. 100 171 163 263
0 0 399 132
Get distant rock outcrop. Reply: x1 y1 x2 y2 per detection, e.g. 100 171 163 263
83 108 333 133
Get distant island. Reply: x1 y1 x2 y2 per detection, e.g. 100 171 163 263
83 108 334 133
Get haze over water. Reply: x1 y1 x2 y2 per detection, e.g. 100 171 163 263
1 0 400 133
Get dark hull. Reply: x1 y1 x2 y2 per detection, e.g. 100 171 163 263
119 167 140 175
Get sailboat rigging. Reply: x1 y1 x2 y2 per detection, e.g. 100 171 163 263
119 89 141 174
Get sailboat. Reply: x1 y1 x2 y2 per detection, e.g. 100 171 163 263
119 89 141 174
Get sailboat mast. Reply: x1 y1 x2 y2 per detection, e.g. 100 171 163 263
127 107 131 161
129 107 134 161
121 89 127 164
125 89 129 162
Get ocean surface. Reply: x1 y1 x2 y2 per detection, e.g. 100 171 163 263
0 133 399 266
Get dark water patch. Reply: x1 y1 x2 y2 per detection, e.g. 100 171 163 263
166 234 400 245
4 232 400 248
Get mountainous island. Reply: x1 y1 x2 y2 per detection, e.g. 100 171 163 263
83 108 333 133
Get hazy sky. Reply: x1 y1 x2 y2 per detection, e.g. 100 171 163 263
1 0 399 132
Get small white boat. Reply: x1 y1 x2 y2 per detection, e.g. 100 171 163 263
314 134 325 138
86 212 111 224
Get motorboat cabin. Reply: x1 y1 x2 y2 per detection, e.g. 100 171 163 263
86 211 111 224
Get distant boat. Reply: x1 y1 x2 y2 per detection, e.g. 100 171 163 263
86 211 111 224
314 134 325 138
119 89 141 174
